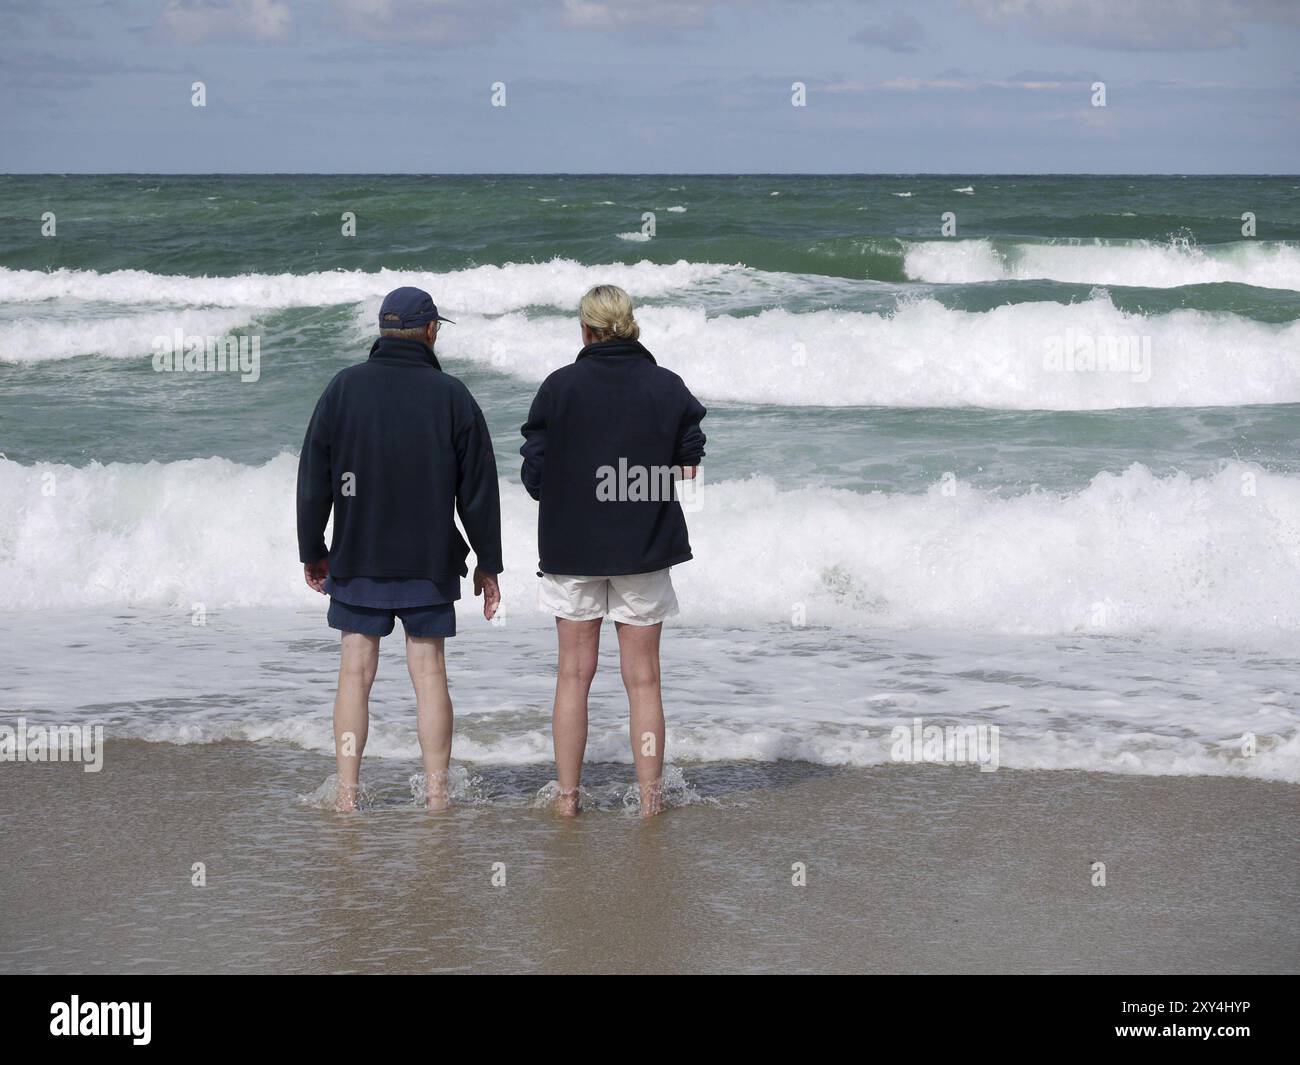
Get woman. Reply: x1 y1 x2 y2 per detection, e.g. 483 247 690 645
521 285 707 816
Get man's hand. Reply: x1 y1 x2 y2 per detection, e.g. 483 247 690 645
675 465 699 480
304 558 329 595
474 567 501 621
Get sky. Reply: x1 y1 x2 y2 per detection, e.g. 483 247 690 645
1 0 1298 173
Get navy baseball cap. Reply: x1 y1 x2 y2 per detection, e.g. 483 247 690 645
378 287 454 330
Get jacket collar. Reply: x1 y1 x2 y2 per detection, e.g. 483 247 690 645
576 338 656 364
369 335 442 370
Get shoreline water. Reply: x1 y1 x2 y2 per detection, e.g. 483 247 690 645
2 739 1295 974
3 607 1296 782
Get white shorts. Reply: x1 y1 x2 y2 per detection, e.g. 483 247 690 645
538 569 679 626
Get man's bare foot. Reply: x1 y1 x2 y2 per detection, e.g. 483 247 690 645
639 779 664 819
425 771 450 812
335 780 359 812
552 786 580 817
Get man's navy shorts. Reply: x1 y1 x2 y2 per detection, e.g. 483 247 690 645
327 599 457 638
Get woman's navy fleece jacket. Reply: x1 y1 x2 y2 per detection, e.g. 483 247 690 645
520 338 707 576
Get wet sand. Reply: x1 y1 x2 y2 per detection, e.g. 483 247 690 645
1 740 1296 974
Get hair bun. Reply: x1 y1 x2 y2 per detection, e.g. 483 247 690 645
579 284 641 342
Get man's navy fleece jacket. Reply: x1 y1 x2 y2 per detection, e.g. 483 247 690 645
297 336 503 579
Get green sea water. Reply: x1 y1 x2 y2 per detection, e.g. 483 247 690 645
1 174 1298 483
2 174 1299 780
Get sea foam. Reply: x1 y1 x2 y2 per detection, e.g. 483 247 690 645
0 308 257 363
2 455 1296 640
6 259 1298 410
434 293 1300 409
0 259 741 315
904 238 1300 291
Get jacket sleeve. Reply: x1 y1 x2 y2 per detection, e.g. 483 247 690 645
296 389 334 564
454 392 504 575
673 388 707 466
519 382 550 502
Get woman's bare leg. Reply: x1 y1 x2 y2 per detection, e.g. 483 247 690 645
553 617 602 815
333 632 380 811
405 632 453 810
615 621 665 817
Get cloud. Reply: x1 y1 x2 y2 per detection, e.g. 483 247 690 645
555 0 745 30
826 71 1098 93
0 50 178 91
327 0 504 43
155 0 293 44
958 0 1300 52
321 0 756 43
0 0 95 40
853 12 927 53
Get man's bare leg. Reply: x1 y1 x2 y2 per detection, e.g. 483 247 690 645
406 632 453 810
553 617 602 816
616 621 666 818
333 632 380 811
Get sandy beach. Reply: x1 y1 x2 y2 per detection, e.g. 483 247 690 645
2 739 1295 975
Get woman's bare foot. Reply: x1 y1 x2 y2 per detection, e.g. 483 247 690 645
639 778 664 819
552 786 580 817
425 771 450 812
335 780 359 812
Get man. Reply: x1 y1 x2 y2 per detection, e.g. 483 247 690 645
297 286 502 812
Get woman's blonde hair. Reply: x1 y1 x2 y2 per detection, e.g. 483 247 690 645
579 284 640 342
